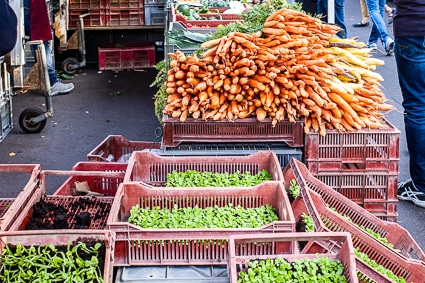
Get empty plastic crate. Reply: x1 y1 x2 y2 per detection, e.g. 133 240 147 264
228 232 358 283
107 181 295 266
87 135 161 162
304 118 400 174
0 164 40 231
284 158 425 261
161 115 304 147
283 160 425 283
159 142 303 169
52 162 127 196
0 230 115 283
316 170 398 221
68 8 107 28
107 8 145 26
144 4 166 26
123 151 284 184
98 42 155 70
69 0 106 9
106 0 143 8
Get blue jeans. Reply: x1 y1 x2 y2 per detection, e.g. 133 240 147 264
365 0 391 44
317 0 347 38
395 36 425 193
24 4 58 86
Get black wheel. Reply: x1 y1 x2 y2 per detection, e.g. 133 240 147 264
19 108 47 134
61 57 79 75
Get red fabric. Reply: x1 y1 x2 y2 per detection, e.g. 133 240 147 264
29 0 52 41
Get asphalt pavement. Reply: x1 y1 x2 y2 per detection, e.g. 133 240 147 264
0 0 424 256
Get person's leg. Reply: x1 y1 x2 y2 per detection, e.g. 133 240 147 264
365 0 393 54
43 41 58 87
395 36 425 207
334 0 347 38
360 0 369 21
317 0 328 23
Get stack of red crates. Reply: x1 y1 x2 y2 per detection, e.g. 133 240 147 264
303 118 400 221
68 0 144 28
98 42 155 70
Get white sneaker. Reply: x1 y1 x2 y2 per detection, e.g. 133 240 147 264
51 81 74 96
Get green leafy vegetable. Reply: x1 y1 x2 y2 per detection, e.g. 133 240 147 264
238 255 347 283
129 203 279 229
165 169 272 187
0 242 105 283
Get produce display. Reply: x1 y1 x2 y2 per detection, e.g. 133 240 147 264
165 168 272 187
237 256 348 283
128 203 279 228
162 3 394 136
0 242 105 283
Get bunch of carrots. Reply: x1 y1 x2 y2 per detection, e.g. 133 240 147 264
164 8 394 136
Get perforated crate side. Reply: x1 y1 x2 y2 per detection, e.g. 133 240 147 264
87 135 161 162
304 118 400 174
0 230 115 283
159 142 303 169
8 170 117 231
307 189 425 282
9 193 114 231
144 4 166 26
106 0 143 8
0 164 41 231
228 232 358 283
107 182 295 266
161 115 304 147
172 13 242 22
69 0 106 9
98 42 154 70
124 150 284 184
288 191 402 283
68 8 106 28
284 158 425 261
51 164 127 196
313 170 398 220
107 8 144 26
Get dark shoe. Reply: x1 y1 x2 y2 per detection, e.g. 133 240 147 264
352 21 369 27
388 8 395 25
398 179 425 208
384 38 394 56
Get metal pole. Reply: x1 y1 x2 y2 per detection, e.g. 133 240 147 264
328 0 335 24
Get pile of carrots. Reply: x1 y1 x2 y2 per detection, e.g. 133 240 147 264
164 8 394 136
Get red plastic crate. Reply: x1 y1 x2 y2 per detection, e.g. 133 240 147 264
313 170 398 221
68 8 106 28
98 42 155 70
161 115 304 147
0 199 14 219
228 232 358 283
107 181 295 266
69 0 106 9
0 230 115 283
106 0 143 8
172 13 242 22
107 8 144 26
87 135 161 162
52 162 127 197
284 158 425 261
123 151 284 184
7 170 117 231
0 164 40 231
304 118 400 174
283 160 425 282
